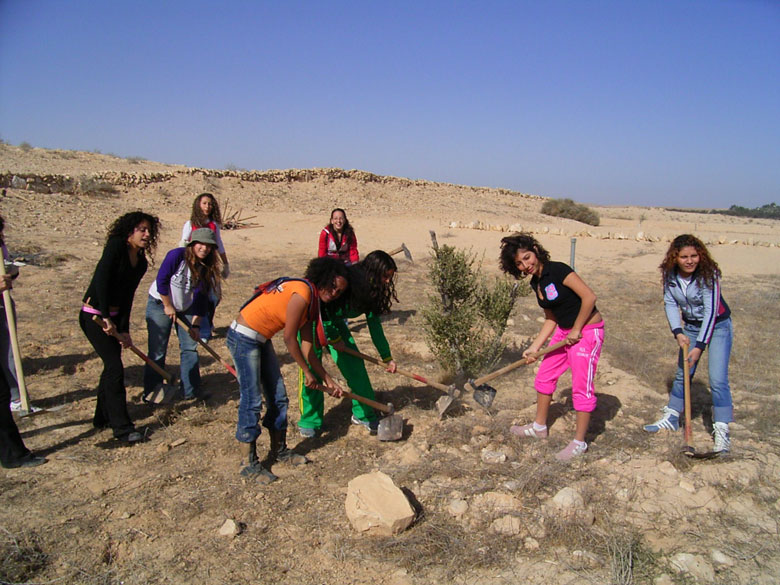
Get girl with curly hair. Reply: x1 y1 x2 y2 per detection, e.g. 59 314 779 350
318 208 359 265
499 233 604 461
644 234 733 454
227 257 348 484
298 250 398 437
144 228 221 403
181 193 230 340
80 211 160 443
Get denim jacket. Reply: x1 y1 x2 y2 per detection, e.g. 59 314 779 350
663 270 730 350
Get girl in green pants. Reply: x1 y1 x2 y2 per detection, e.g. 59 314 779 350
297 251 398 436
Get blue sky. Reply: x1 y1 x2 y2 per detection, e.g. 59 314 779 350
1 1 777 208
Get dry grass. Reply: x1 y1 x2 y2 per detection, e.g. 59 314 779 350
0 527 48 583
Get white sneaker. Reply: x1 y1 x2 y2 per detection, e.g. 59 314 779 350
713 422 730 453
10 400 42 413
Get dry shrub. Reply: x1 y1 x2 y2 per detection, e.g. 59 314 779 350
342 517 517 578
0 527 48 583
77 176 119 197
541 197 600 226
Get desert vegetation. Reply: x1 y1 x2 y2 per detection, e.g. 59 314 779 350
541 197 600 226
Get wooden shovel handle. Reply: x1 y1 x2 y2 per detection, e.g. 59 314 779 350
336 345 453 394
0 260 30 411
175 317 238 378
682 344 692 445
91 315 173 383
308 382 392 414
472 339 568 386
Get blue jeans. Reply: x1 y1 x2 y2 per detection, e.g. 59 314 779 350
226 327 288 443
144 296 200 398
667 318 733 423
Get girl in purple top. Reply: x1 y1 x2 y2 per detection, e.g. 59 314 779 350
500 233 605 461
143 228 221 402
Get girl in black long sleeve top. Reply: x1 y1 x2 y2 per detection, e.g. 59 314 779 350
79 212 159 443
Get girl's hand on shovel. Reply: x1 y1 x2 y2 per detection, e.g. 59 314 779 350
676 333 690 349
322 375 344 398
386 360 397 374
117 332 133 348
522 347 541 364
100 317 118 338
688 347 702 367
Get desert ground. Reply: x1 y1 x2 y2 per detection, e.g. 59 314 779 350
1 144 779 585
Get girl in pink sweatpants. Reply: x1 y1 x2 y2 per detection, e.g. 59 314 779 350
499 233 605 461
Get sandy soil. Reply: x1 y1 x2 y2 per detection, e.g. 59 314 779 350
1 144 779 585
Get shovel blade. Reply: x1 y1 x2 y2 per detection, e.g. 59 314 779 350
377 414 404 441
472 383 497 409
146 383 178 405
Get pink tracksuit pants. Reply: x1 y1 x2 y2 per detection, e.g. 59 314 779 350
534 321 604 413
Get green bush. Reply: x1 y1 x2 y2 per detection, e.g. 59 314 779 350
19 141 33 151
422 244 529 378
541 197 600 226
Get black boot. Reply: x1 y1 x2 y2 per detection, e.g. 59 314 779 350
269 430 309 466
239 441 277 484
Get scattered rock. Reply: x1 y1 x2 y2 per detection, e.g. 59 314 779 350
480 449 507 464
653 575 675 585
345 471 415 536
219 518 242 538
551 486 584 510
447 499 468 517
678 479 696 493
710 549 734 569
170 438 187 448
471 492 521 515
670 552 715 582
156 443 171 453
658 460 677 477
523 536 540 551
490 515 521 535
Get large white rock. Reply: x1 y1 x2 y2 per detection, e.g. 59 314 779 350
345 471 415 536
670 552 715 582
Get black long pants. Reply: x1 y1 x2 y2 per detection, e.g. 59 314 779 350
0 363 30 467
79 311 135 438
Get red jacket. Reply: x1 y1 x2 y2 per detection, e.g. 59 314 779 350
318 227 358 265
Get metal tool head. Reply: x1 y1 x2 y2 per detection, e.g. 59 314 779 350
682 446 720 460
144 381 178 405
470 381 497 409
377 406 404 441
401 243 413 263
435 385 460 418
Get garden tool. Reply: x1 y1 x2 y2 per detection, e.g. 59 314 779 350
176 316 238 378
308 383 403 441
388 243 413 263
464 340 569 410
334 345 458 417
0 260 60 416
92 315 177 404
681 344 719 460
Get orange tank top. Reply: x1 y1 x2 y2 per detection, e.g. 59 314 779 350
240 280 312 339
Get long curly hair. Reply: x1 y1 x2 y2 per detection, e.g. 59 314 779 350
304 256 350 310
325 208 355 241
106 211 160 262
660 234 720 287
184 242 221 294
345 250 399 316
499 232 550 279
190 193 222 227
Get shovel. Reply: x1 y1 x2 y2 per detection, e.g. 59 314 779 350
334 345 458 417
463 340 569 410
308 382 403 441
176 316 238 378
92 315 178 405
388 243 413 263
680 344 719 460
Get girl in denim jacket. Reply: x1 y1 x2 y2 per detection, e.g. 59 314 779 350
644 234 733 454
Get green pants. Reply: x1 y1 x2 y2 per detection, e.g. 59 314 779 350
298 332 377 430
